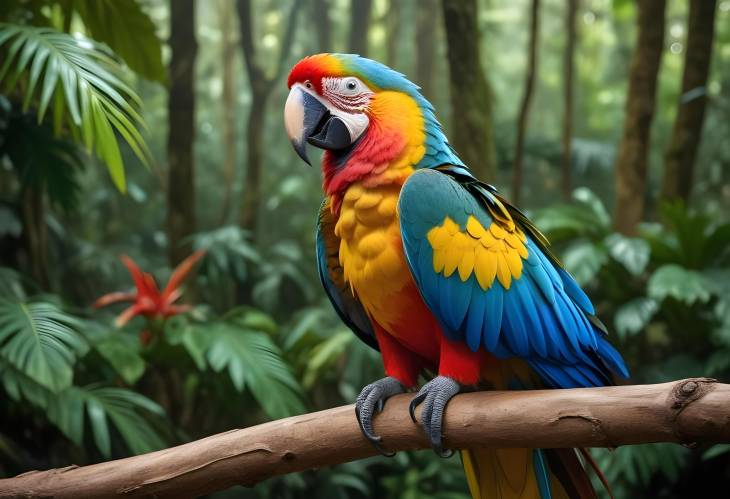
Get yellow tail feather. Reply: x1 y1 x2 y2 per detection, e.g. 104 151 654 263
461 448 570 499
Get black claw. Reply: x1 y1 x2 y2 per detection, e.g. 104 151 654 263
409 392 427 423
409 376 461 458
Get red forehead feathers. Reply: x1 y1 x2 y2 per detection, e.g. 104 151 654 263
287 54 344 94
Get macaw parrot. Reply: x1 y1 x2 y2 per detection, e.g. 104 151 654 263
284 53 629 499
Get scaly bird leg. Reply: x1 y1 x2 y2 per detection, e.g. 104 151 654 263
409 375 461 458
355 376 406 457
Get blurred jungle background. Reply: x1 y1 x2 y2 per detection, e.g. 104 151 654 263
1 0 729 497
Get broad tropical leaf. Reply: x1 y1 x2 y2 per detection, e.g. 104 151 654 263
533 187 611 243
72 0 166 84
648 265 712 305
47 385 166 457
0 357 51 408
205 320 305 419
81 321 146 384
1 111 83 211
0 23 151 191
0 300 88 391
614 297 658 339
605 233 650 276
0 267 26 300
561 241 608 285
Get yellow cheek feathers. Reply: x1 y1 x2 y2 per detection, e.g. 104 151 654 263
427 216 529 290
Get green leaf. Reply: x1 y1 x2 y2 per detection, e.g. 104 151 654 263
648 265 712 305
614 298 658 339
2 112 84 212
226 307 278 335
73 0 166 84
572 187 611 228
605 233 650 276
164 315 209 370
95 337 145 384
47 385 167 458
303 331 352 389
0 300 88 392
205 322 305 419
703 444 730 461
560 241 608 285
0 24 151 191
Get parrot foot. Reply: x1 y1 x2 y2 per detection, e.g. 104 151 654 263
409 376 461 458
355 376 406 457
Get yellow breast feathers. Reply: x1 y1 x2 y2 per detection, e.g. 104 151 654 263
334 183 411 325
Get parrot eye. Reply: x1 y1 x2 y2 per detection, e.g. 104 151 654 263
341 78 362 95
304 80 313 89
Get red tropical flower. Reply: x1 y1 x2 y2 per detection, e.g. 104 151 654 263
93 251 205 327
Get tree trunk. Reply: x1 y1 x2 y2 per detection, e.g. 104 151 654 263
20 186 50 289
511 0 540 206
237 0 303 238
441 0 496 182
3 379 729 498
348 0 372 56
311 0 332 52
415 0 439 102
239 96 267 233
661 0 717 204
613 0 666 235
166 0 198 266
218 0 237 225
561 0 578 201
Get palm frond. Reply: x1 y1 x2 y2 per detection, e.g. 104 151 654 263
1 111 83 211
0 23 151 191
46 385 166 458
72 0 166 84
0 299 88 391
203 314 305 419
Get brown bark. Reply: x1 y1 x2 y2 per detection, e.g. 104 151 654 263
613 0 666 235
20 187 50 289
561 0 578 201
661 0 717 204
2 379 728 498
166 0 198 266
415 0 439 102
348 0 372 56
441 0 496 182
511 0 540 206
217 0 238 225
311 0 332 52
236 0 303 236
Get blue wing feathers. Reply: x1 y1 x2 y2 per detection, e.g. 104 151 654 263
558 268 595 315
482 287 503 351
466 286 486 352
399 169 629 388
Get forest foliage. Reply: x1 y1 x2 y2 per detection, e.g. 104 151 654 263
1 0 730 498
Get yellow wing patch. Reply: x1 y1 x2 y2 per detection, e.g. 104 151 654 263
426 216 528 290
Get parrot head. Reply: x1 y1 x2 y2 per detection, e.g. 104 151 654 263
285 53 463 197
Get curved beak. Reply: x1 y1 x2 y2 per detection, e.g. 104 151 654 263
284 86 353 166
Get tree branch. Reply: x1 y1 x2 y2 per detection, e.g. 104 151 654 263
2 378 729 498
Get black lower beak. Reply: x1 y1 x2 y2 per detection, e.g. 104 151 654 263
307 114 352 151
